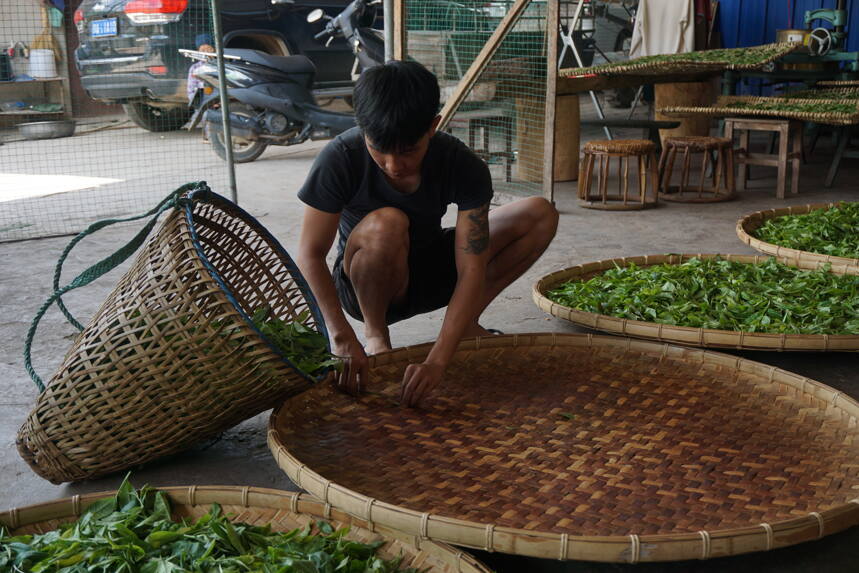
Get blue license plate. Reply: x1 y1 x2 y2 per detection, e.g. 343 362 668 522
91 18 118 38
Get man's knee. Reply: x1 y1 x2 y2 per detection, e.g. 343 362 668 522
515 197 559 240
355 207 410 245
345 208 410 273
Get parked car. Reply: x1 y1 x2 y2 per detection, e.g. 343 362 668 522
73 0 375 132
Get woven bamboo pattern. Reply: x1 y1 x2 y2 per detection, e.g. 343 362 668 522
17 188 327 484
785 87 859 100
0 486 490 573
737 203 859 276
533 254 859 351
560 43 800 79
817 80 859 87
584 139 655 155
267 333 859 562
659 96 859 126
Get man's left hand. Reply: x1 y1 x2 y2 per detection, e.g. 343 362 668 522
400 361 445 407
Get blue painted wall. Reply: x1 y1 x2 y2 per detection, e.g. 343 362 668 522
718 0 859 52
717 0 857 93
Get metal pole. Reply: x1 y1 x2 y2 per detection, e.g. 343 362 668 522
565 0 611 139
211 0 237 203
384 0 394 62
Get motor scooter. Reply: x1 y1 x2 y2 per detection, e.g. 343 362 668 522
181 0 384 163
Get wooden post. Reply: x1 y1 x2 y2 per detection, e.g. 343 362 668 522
654 80 716 144
541 0 559 200
552 95 580 182
393 0 406 60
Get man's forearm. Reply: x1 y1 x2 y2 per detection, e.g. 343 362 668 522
426 268 485 366
296 255 354 343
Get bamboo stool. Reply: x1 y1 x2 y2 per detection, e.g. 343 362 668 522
658 136 736 202
723 118 802 199
578 139 659 210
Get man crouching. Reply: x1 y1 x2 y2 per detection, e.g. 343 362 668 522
296 60 558 407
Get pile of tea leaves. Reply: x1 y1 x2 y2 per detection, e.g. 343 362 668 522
0 477 417 572
754 203 859 260
547 257 859 334
250 308 339 376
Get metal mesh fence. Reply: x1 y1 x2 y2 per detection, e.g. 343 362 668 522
406 0 549 198
0 0 227 242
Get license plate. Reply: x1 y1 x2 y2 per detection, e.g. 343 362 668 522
91 18 118 38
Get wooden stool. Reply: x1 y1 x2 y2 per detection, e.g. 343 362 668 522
578 139 659 210
658 136 736 203
723 118 802 199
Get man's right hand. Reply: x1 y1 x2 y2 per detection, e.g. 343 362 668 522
332 336 369 396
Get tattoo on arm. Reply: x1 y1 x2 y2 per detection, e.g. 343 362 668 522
464 203 490 255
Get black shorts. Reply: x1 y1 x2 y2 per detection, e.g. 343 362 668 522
333 228 458 324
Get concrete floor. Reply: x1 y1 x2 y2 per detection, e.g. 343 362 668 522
1 115 858 572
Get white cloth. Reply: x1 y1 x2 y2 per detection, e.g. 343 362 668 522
629 0 695 58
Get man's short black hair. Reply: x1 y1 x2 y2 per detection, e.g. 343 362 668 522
353 60 440 153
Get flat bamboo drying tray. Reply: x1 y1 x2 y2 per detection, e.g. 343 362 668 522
659 95 859 126
737 203 859 276
533 254 859 351
560 43 799 79
268 333 859 563
784 87 859 100
817 80 859 87
0 486 490 573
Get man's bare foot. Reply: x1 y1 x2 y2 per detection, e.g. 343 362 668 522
364 333 392 355
462 323 494 338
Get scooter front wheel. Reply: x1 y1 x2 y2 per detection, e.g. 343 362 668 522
208 104 268 163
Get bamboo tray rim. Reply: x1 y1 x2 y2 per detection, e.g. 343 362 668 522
560 42 800 78
0 485 490 573
659 95 859 126
267 333 859 562
736 203 859 274
532 253 859 351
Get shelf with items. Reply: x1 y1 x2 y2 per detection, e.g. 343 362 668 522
0 77 68 120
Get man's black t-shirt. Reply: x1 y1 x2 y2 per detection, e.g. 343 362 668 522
297 127 493 255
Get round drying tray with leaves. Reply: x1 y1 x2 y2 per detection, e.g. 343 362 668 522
737 203 859 276
268 334 859 563
533 254 859 351
0 485 490 573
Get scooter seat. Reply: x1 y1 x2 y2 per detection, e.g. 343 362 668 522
225 49 317 76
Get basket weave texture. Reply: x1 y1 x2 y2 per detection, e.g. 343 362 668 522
737 203 859 276
533 254 859 351
268 334 859 563
560 43 799 79
659 95 859 126
817 80 859 87
18 189 327 484
0 486 490 573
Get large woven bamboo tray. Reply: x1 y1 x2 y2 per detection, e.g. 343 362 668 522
268 334 859 563
0 486 490 573
533 254 859 351
737 203 859 276
660 95 859 126
817 80 859 87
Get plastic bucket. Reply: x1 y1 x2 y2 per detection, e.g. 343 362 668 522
28 49 57 78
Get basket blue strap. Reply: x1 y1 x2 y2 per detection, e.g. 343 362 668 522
24 181 210 392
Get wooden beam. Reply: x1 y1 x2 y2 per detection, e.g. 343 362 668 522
393 0 406 60
542 0 560 202
437 0 532 130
